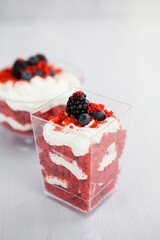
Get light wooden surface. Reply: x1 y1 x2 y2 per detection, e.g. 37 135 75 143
0 17 160 240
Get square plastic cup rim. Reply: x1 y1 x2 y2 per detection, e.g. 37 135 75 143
30 87 132 140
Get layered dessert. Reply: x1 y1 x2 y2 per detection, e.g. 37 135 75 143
0 54 81 135
35 91 127 212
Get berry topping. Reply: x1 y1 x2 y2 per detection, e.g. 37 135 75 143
20 71 33 80
48 91 115 129
33 69 44 77
91 110 106 121
36 54 47 62
49 69 55 77
0 54 62 83
28 56 39 65
12 59 28 78
77 113 91 126
66 91 89 118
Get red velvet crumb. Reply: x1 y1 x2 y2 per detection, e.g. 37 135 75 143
49 109 82 128
71 91 84 98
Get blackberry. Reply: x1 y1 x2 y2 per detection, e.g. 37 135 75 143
36 54 47 62
66 91 89 118
12 59 28 78
28 56 39 65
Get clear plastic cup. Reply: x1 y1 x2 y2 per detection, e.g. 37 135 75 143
31 88 132 213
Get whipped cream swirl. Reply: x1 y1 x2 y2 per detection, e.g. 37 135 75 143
0 71 81 112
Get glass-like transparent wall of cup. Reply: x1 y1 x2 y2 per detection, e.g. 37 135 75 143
31 88 132 213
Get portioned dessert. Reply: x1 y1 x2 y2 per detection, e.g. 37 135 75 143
33 90 128 212
0 54 81 135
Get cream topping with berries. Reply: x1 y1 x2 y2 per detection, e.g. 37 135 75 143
0 72 80 112
0 54 81 112
43 91 120 157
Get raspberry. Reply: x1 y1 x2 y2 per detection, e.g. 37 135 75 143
66 91 89 119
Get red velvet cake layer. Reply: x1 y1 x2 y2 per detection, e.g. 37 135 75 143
0 100 31 124
44 176 117 212
0 100 65 135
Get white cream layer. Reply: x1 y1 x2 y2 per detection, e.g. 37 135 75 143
98 143 117 171
43 117 120 157
0 112 32 131
0 71 81 112
49 152 88 180
46 175 68 188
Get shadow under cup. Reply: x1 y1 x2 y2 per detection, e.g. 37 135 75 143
31 88 132 213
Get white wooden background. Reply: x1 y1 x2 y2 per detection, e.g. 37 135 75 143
0 10 160 240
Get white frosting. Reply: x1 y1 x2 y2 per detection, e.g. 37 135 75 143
0 71 81 112
43 117 120 157
0 112 32 131
98 143 117 171
46 175 68 188
49 152 88 180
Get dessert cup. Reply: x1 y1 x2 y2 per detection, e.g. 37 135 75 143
0 61 83 142
31 88 132 213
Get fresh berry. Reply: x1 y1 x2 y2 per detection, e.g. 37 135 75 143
28 56 39 65
49 69 55 76
91 110 106 121
33 69 44 77
78 113 91 126
12 59 28 78
20 71 33 80
36 54 47 62
66 91 89 118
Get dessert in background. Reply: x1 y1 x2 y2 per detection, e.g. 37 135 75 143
32 90 128 212
0 54 81 135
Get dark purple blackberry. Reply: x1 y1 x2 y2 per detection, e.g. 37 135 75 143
66 91 89 118
28 56 39 65
12 59 28 78
36 54 47 62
